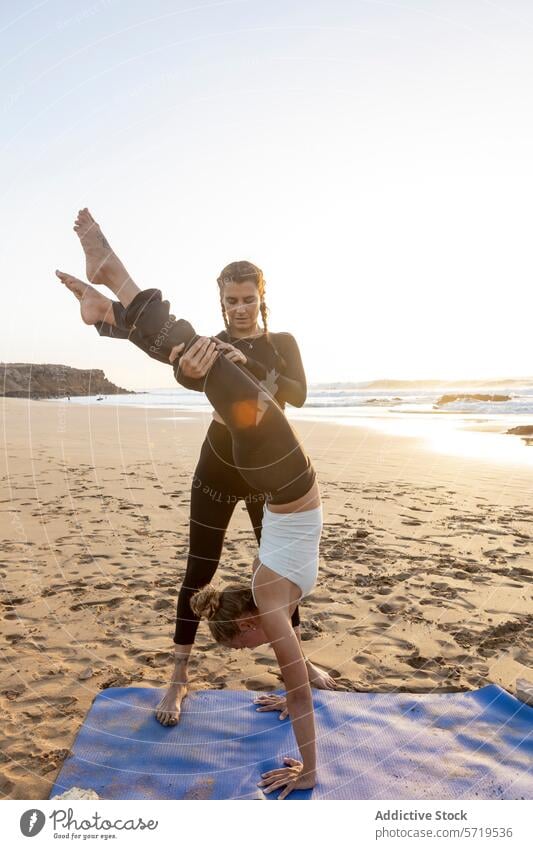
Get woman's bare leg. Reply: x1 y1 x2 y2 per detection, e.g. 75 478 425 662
56 270 117 326
155 647 192 726
73 208 141 307
293 628 338 690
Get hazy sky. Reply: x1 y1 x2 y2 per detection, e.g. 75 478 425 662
1 0 532 389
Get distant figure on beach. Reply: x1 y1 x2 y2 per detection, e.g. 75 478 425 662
57 208 338 798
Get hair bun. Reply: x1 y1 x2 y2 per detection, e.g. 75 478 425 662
190 586 221 620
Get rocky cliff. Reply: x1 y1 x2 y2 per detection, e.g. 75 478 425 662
1 363 134 399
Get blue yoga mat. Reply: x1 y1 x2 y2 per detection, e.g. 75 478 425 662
50 685 533 800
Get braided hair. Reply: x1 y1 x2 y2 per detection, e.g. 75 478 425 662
217 260 269 335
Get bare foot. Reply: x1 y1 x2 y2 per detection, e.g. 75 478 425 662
73 208 132 288
305 660 339 690
56 269 114 325
155 683 188 727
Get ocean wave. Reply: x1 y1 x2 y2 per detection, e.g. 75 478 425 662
62 384 533 417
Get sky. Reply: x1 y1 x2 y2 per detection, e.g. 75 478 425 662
1 0 532 390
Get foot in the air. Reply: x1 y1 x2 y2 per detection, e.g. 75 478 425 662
155 683 188 727
305 660 339 690
73 207 131 287
56 270 114 325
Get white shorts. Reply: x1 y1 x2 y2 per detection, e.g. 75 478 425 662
253 502 323 603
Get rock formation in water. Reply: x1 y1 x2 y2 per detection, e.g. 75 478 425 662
0 363 134 399
436 393 511 406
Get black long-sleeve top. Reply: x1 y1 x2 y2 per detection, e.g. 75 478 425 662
179 330 307 409
96 294 311 497
96 306 307 409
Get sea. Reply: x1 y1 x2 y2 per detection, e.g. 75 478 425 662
60 379 533 467
63 379 533 416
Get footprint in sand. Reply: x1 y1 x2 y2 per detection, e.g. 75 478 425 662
70 596 123 611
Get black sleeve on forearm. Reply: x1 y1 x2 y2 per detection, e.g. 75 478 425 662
177 372 207 392
267 333 307 407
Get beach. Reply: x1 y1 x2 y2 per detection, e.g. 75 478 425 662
1 396 532 800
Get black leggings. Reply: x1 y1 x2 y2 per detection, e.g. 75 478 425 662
96 302 175 366
124 288 316 505
175 428 300 644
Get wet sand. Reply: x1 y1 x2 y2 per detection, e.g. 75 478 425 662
1 397 532 799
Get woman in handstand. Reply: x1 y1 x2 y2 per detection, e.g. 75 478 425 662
57 213 325 798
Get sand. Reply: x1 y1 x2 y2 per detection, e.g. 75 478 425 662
1 397 532 800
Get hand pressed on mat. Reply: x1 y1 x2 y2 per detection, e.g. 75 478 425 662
253 693 288 720
258 757 316 799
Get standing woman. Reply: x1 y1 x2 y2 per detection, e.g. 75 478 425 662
57 223 337 727
155 261 335 727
